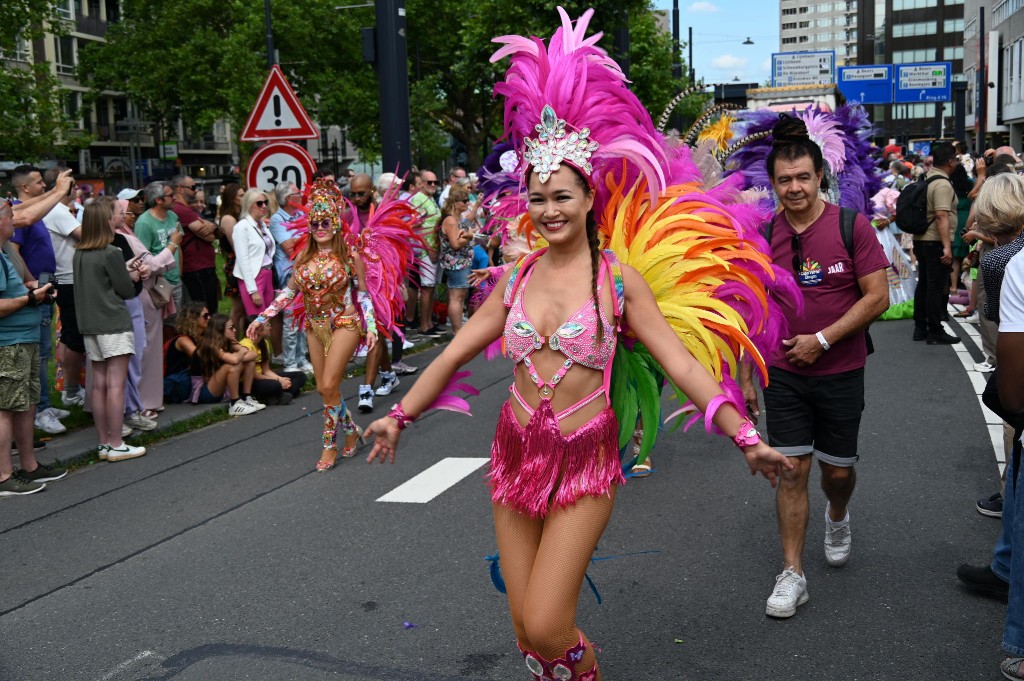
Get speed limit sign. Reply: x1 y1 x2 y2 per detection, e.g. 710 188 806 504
246 141 317 191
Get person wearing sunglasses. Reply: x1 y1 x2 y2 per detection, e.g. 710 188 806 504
739 113 890 620
232 189 276 319
169 175 220 316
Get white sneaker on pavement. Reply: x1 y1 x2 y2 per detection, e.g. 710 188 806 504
45 406 70 419
392 361 419 375
824 506 852 567
229 400 259 417
122 424 133 437
375 372 400 396
62 387 86 407
299 361 314 374
34 410 66 434
283 365 301 373
106 443 146 462
974 360 996 373
358 386 373 413
766 567 808 618
124 411 158 431
965 312 980 324
244 396 266 411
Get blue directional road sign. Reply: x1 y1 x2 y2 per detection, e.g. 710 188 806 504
837 65 893 104
894 62 952 103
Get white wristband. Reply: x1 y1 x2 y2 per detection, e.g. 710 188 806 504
815 331 831 351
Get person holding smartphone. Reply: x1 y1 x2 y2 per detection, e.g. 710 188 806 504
437 187 475 335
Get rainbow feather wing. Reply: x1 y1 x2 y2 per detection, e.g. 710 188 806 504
602 176 787 435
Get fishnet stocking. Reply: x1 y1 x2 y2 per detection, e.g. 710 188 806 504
493 486 617 679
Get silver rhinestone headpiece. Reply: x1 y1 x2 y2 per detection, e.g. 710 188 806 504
522 105 599 183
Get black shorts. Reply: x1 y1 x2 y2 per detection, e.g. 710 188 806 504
763 366 865 467
55 283 85 354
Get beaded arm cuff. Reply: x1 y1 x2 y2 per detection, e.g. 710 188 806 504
357 291 377 339
387 403 416 430
255 287 296 325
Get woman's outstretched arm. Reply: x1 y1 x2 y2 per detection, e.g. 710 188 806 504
365 266 514 463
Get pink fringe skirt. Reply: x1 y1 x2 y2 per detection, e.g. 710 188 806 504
489 399 625 518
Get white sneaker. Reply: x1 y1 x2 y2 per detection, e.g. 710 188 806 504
229 400 259 416
106 443 146 461
283 365 302 373
402 340 414 350
62 387 85 407
824 507 852 567
124 411 158 431
244 396 266 411
34 411 66 434
974 360 996 373
358 386 373 413
965 312 980 324
375 372 400 396
299 361 314 374
45 406 70 419
766 567 808 618
122 424 133 437
355 346 368 358
97 444 109 461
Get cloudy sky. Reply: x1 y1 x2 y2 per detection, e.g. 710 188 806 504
652 0 780 86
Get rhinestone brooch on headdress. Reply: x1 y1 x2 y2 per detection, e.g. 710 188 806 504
522 105 599 183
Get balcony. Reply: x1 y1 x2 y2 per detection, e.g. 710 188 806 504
76 15 107 37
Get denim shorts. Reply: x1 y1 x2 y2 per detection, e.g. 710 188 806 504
763 366 865 466
442 266 471 289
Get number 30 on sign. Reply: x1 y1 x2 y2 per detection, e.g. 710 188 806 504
245 141 317 192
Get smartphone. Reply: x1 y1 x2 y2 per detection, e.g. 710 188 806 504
38 272 52 287
66 180 76 198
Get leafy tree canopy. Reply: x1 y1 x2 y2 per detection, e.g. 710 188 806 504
79 1 692 170
0 1 90 161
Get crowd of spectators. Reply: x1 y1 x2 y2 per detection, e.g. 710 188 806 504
0 163 495 494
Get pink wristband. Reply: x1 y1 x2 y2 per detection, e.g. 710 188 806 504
388 403 416 430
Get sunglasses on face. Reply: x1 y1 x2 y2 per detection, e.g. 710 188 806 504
309 219 333 232
201 312 211 319
255 200 268 208
350 191 369 197
425 180 439 185
181 184 198 191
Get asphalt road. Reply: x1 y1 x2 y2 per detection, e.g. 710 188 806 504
0 317 1009 680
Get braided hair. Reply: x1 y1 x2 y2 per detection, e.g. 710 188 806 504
766 113 828 191
566 167 604 345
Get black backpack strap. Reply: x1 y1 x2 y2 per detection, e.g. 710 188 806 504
839 207 857 263
762 211 778 245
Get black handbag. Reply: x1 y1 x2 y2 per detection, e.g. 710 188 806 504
982 369 1024 431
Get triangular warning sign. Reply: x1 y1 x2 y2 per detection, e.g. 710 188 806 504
241 65 319 142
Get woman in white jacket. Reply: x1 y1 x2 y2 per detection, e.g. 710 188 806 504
232 189 275 320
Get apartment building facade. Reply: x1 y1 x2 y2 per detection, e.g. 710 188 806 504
963 0 1024 149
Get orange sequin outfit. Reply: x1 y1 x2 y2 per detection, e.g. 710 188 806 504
293 250 361 353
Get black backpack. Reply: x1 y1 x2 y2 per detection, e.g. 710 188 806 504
894 175 951 235
764 207 875 355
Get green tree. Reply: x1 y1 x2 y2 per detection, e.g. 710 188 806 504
78 1 684 171
0 1 90 161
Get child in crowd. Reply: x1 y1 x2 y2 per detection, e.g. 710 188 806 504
240 315 306 405
196 313 265 413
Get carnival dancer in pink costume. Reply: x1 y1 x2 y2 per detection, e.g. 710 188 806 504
248 179 420 472
365 8 793 679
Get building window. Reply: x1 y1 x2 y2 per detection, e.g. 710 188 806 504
893 22 937 37
799 6 810 13
994 0 1023 23
893 0 938 9
62 92 83 129
892 103 936 119
54 35 76 75
799 20 811 27
782 22 797 30
893 49 933 64
817 18 833 27
782 7 797 15
799 35 810 42
782 37 798 44
2 36 31 62
55 0 74 20
943 18 964 32
943 46 964 60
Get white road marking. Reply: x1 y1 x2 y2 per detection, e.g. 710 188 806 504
947 304 1006 474
95 650 162 681
377 457 489 503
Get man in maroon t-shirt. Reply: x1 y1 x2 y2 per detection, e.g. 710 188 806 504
169 175 219 313
740 116 890 620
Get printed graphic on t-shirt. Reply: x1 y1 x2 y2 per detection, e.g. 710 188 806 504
796 257 823 286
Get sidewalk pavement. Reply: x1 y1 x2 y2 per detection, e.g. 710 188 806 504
26 401 228 469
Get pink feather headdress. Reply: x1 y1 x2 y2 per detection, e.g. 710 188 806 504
490 7 669 207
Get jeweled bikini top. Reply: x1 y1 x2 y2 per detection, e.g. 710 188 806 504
295 250 353 319
502 248 621 373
